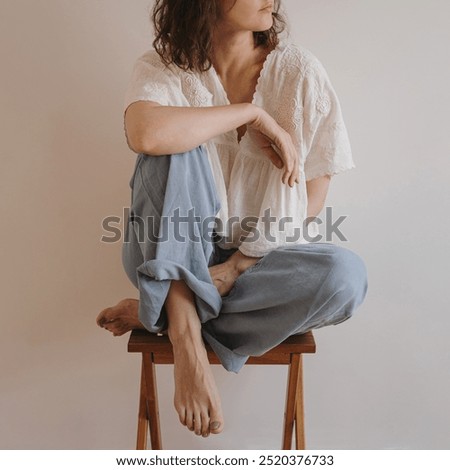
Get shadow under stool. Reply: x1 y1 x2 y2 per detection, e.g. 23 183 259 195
127 329 316 450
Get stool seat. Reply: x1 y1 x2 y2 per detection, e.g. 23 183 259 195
128 329 316 450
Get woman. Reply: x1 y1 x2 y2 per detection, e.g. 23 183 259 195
97 0 368 439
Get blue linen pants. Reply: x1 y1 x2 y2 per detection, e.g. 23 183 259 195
122 146 368 373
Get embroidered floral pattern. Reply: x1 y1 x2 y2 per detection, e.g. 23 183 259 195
182 74 211 107
275 97 304 132
280 43 314 76
316 93 331 114
139 81 166 102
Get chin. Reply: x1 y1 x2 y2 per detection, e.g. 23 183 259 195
252 17 274 32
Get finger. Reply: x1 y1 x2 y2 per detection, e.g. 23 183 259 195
287 145 300 187
282 160 294 185
290 174 297 187
294 158 300 184
289 158 297 187
263 146 283 168
280 149 294 184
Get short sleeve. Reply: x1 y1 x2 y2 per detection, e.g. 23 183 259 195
301 56 355 181
123 52 184 116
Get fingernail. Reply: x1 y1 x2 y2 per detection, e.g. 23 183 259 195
210 421 220 430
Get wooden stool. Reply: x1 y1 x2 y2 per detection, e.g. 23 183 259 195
128 329 316 450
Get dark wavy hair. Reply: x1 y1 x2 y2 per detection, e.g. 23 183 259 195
152 0 286 72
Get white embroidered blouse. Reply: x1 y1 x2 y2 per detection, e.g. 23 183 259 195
123 38 355 257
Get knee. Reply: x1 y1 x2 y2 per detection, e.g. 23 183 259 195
326 246 368 309
137 145 219 206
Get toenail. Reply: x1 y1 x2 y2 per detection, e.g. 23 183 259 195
210 421 220 430
202 433 209 438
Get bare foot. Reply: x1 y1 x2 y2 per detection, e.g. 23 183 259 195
209 250 262 296
170 329 224 437
96 298 146 336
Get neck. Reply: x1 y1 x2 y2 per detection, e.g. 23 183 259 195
211 29 257 77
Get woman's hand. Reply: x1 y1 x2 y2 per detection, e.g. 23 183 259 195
124 101 300 179
246 106 300 187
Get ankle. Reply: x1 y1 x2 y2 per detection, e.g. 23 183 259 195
229 250 261 274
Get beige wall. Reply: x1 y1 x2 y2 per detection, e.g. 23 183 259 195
1 0 449 449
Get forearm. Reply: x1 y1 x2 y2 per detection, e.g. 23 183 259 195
125 102 258 155
305 175 331 221
306 198 325 220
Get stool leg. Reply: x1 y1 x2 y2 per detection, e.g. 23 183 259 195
136 360 149 449
142 352 163 449
294 355 306 450
282 353 301 449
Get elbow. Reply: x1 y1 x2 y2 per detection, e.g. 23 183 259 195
124 102 168 155
125 128 161 156
129 138 156 156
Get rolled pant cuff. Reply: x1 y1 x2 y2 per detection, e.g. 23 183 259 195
136 258 222 330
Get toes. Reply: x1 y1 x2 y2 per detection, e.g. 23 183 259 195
185 413 194 432
113 323 129 336
201 411 210 438
96 307 113 327
177 407 186 426
193 412 202 436
103 318 116 328
104 319 120 332
104 320 129 337
209 398 224 434
97 299 139 329
209 413 224 434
